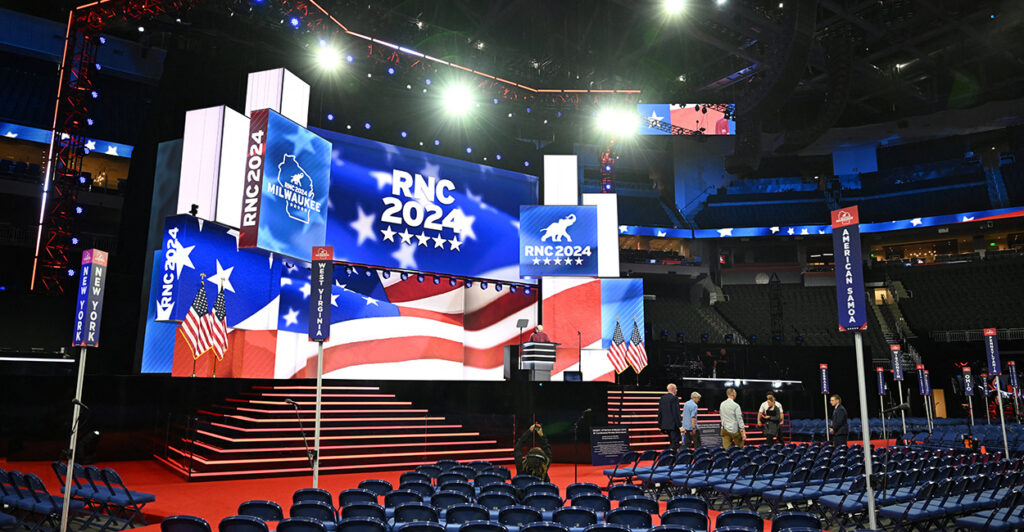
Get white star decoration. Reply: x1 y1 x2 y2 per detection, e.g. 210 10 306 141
349 204 378 245
619 225 628 233
415 231 431 246
543 258 551 265
718 228 734 237
910 218 923 226
85 140 96 151
392 243 418 269
104 145 119 156
207 259 235 293
363 296 380 306
370 171 393 191
381 226 396 242
554 258 563 265
646 109 664 126
3 132 17 138
451 208 477 240
282 307 299 326
299 282 311 299
962 216 974 222
432 234 447 249
398 229 413 244
575 257 583 265
169 238 195 277
280 278 293 287
770 226 780 234
532 258 540 265
787 227 795 235
449 236 463 251
465 187 491 210
330 293 339 307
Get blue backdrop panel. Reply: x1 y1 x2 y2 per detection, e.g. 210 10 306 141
600 278 644 349
519 205 598 277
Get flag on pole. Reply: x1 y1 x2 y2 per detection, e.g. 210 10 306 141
625 318 647 373
607 320 630 374
180 280 215 359
208 286 229 360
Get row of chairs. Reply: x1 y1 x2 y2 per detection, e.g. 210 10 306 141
0 469 85 532
51 461 155 530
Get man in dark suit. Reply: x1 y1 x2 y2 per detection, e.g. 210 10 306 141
658 383 682 450
830 394 849 446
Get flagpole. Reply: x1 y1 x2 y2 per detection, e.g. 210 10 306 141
313 339 324 487
59 347 87 532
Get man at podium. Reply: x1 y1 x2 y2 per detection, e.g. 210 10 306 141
529 324 551 343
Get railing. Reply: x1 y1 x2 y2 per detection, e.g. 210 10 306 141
931 328 1024 342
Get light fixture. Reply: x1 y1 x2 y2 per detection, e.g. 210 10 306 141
441 84 475 117
663 0 685 16
315 43 342 70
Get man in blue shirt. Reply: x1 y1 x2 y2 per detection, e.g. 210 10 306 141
682 392 702 448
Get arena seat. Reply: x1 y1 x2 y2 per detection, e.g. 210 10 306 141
238 500 284 521
219 515 270 532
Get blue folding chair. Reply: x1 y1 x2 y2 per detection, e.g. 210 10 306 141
608 485 643 502
660 509 708 532
770 512 819 532
482 484 517 499
552 507 597 532
604 508 652 531
713 510 763 532
290 501 338 531
295 489 334 506
618 496 659 515
359 480 394 497
459 522 507 532
340 504 385 522
340 489 378 508
666 496 707 515
432 491 470 510
219 515 269 532
98 468 155 527
520 523 568 532
239 500 283 521
444 505 489 532
565 484 600 501
393 503 439 525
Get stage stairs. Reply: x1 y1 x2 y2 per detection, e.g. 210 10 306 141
606 389 788 449
155 383 513 481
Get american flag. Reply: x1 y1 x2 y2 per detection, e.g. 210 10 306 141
180 281 215 359
625 318 647 373
607 320 630 374
208 286 229 360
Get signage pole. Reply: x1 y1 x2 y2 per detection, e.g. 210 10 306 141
63 248 107 532
897 383 907 434
820 363 830 443
823 395 830 442
891 345 907 435
995 375 1009 459
313 340 323 487
308 246 334 489
1009 361 1020 424
879 394 886 445
983 378 991 425
59 347 87 532
968 395 975 427
854 332 877 530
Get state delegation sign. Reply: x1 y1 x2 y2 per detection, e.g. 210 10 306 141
830 206 867 331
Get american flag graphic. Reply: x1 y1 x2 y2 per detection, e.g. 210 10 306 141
625 318 647 373
180 281 215 360
607 321 630 374
208 287 229 360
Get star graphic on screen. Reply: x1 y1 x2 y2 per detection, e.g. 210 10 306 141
554 258 563 265
330 293 339 307
398 229 413 244
169 238 195 277
85 140 97 151
465 187 491 211
800 228 809 235
543 258 551 265
207 260 236 293
363 296 380 306
299 282 311 299
448 236 463 251
450 208 477 240
646 109 664 127
770 226 780 234
910 218 923 226
432 234 447 249
349 204 377 246
282 128 320 158
381 225 396 242
370 171 392 191
657 231 667 237
282 307 299 327
415 232 431 246
3 132 17 138
280 278 293 287
105 145 119 156
787 227 795 235
718 228 734 237
575 257 583 265
619 225 628 233
392 243 418 269
532 258 540 265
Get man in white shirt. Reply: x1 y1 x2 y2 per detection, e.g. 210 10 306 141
757 393 783 426
719 388 745 449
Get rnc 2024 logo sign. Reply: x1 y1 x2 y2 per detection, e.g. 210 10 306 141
519 205 598 277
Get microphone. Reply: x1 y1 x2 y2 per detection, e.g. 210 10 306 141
583 408 592 414
284 398 299 407
881 403 910 415
72 398 89 410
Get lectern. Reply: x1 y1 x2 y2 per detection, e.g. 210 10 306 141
521 342 557 381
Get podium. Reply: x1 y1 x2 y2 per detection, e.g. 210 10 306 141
504 342 558 381
522 342 557 381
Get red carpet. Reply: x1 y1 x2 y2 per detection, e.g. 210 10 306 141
0 459 771 530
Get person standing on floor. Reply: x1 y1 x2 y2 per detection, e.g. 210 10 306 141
720 388 746 449
761 396 782 445
830 394 849 446
658 383 683 450
682 391 702 448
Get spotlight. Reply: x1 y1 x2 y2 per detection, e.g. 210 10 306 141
603 183 613 191
677 333 685 342
466 147 472 154
400 272 409 281
382 270 391 279
449 278 457 287
95 64 102 70
496 154 502 160
480 282 488 290
327 114 334 121
289 17 300 28
365 269 373 277
78 176 87 184
493 98 499 104
90 91 98 99
86 118 94 126
137 26 145 32
315 44 342 70
663 0 685 16
346 55 354 63
67 268 76 277
495 284 502 292
425 78 432 85
364 122 371 130
75 206 83 214
401 131 407 138
416 274 424 283
465 280 473 288
98 36 106 45
433 276 440 285
441 84 475 117
510 286 517 293
71 237 79 245
434 139 440 146
595 108 638 138
523 287 531 295
715 0 726 4
523 161 530 167
604 165 612 172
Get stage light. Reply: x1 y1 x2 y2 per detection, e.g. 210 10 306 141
425 78 432 85
465 280 473 288
95 64 102 70
480 282 488 290
326 114 334 121
401 272 409 281
289 17 300 28
365 269 373 277
346 125 351 130
715 0 726 5
496 154 502 160
510 286 517 293
524 288 531 295
603 183 613 191
449 278 457 287
137 26 145 32
434 139 441 146
387 66 396 75
364 122 371 130
90 91 98 99
417 274 425 283
382 270 391 279
400 131 407 138
406 84 411 90
596 107 638 138
663 0 685 16
75 206 83 214
346 55 354 63
466 147 472 154
495 284 502 291
67 268 76 277
475 41 485 50
526 108 531 113
523 161 530 167
98 36 106 44
604 165 612 172
433 276 440 285
315 44 342 70
86 118 94 126
71 237 79 245
441 84 475 117
507 113 513 118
